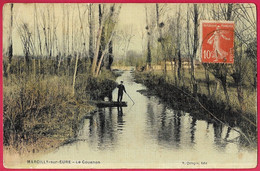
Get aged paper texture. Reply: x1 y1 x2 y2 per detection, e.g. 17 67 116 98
2 3 257 169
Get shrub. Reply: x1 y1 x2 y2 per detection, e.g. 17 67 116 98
3 75 76 148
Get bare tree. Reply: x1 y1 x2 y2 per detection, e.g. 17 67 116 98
156 3 167 74
95 4 121 76
34 4 43 74
190 4 199 96
91 4 105 75
17 22 34 73
145 5 152 70
88 4 94 63
72 52 79 96
6 4 14 76
106 40 113 70
176 5 182 86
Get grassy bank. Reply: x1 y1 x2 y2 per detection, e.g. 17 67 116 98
3 71 118 156
135 71 257 148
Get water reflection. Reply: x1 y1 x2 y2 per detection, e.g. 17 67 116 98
190 117 196 144
224 127 232 140
117 107 125 132
87 108 117 150
38 71 256 168
173 111 181 146
144 98 240 151
81 106 127 150
82 71 245 153
212 121 239 151
146 101 184 149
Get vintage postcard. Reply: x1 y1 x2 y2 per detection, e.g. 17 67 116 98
1 2 258 169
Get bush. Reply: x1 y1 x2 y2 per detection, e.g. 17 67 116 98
76 71 118 100
3 75 91 151
3 65 118 154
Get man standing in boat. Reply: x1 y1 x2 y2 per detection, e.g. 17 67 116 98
117 81 126 102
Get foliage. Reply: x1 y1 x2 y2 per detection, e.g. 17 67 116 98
135 71 257 147
3 57 118 154
76 71 117 100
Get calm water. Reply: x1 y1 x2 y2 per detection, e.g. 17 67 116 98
35 70 256 168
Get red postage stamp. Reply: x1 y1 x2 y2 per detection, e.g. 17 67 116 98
201 21 235 63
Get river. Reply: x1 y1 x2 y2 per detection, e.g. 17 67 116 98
35 70 256 169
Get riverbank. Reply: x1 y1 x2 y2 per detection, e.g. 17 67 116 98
15 70 257 169
3 71 118 160
134 71 257 148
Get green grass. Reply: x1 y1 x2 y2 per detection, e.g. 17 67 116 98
148 68 256 117
135 70 257 148
3 69 118 156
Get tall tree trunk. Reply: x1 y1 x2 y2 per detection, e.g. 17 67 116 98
237 41 244 111
91 24 103 75
89 4 94 64
33 4 37 76
97 5 105 69
93 4 120 76
156 4 167 75
176 7 182 85
91 4 103 75
231 41 244 111
47 7 52 58
72 53 79 96
42 12 48 57
67 7 70 57
106 41 113 70
145 6 151 70
6 3 14 77
95 30 116 76
191 4 199 96
35 4 42 74
147 41 151 69
173 55 177 85
177 50 181 85
52 4 56 58
204 64 211 97
186 7 191 88
62 4 66 58
95 50 106 76
226 4 233 20
221 76 230 103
